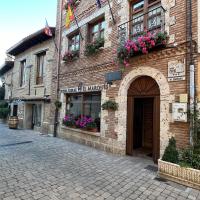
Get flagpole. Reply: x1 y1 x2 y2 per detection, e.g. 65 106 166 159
45 18 58 52
52 33 58 52
106 0 116 24
71 8 84 40
53 0 63 137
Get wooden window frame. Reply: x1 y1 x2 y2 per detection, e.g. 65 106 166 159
20 59 26 87
89 18 105 43
68 32 80 52
66 92 101 130
130 0 161 36
66 92 101 116
36 51 46 85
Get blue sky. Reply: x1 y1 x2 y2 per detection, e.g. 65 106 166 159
0 0 57 65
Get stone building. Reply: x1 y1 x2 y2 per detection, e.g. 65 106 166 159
0 60 14 101
6 28 56 133
52 0 198 162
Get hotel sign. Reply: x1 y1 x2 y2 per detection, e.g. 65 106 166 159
168 59 186 81
61 83 109 94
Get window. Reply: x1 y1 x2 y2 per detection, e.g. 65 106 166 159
36 52 46 85
20 60 26 87
68 33 80 52
90 19 105 42
66 93 101 131
131 0 161 37
33 104 42 127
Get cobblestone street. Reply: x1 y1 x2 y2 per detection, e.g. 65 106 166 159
0 123 199 200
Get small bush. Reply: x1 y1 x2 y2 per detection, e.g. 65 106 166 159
162 137 179 164
0 107 9 119
0 102 8 108
179 147 200 170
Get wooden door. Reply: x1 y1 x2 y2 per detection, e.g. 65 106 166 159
127 76 160 162
153 96 160 162
143 98 153 149
127 96 134 155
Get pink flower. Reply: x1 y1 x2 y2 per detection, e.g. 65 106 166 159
150 40 155 47
142 47 148 54
125 63 129 67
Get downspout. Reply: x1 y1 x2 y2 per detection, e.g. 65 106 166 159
53 0 63 137
187 0 195 145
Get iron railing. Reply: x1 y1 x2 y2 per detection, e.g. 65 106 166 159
118 6 166 44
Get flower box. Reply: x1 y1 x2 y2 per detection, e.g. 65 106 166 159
117 31 168 67
85 38 104 56
158 159 200 190
63 115 98 132
62 50 79 62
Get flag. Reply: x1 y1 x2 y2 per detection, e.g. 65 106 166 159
66 5 74 28
44 19 53 36
96 0 102 8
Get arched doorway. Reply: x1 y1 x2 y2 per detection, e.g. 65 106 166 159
126 76 160 162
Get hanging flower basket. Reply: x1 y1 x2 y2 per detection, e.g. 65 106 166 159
54 100 62 109
102 100 118 111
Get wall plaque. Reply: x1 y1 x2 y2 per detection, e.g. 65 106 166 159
172 103 187 122
168 59 186 81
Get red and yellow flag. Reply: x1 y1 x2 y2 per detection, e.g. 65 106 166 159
66 5 74 28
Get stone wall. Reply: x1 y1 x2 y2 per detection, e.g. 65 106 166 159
3 69 12 101
11 39 56 133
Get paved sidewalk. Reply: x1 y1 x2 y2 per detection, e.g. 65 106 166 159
0 123 199 200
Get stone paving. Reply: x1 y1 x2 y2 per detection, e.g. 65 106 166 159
0 123 200 200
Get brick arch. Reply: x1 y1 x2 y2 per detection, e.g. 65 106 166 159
115 67 171 156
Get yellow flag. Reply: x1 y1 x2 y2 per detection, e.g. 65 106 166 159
66 5 74 28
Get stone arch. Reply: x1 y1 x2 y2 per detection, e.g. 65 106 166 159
115 67 171 156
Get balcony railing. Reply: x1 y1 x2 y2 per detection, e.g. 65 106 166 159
118 6 166 44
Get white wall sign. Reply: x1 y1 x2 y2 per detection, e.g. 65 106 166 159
172 103 187 122
61 84 109 94
168 59 186 81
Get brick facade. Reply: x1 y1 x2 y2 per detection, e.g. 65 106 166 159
51 0 200 158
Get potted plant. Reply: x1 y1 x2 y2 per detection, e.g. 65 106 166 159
85 37 104 56
62 50 79 62
102 100 118 111
158 137 200 189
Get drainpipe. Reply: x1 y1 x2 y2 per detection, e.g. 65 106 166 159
187 0 195 145
53 0 63 137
